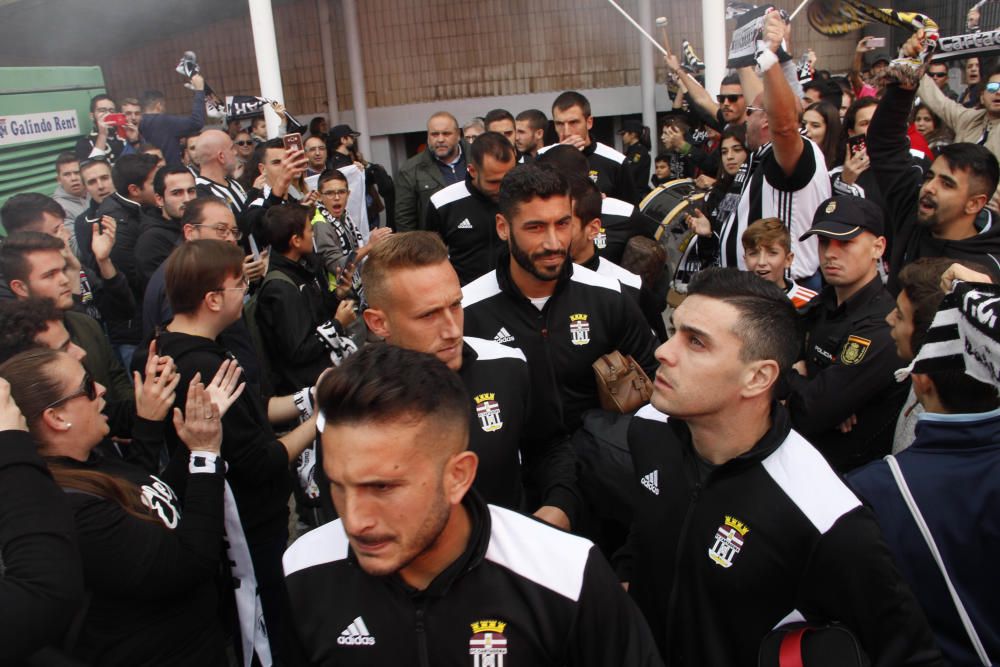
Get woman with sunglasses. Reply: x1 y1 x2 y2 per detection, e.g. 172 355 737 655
0 348 242 666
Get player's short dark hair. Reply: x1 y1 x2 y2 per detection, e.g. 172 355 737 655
1 194 65 234
568 176 602 227
112 153 160 196
0 298 64 364
552 91 591 117
535 144 589 179
317 169 349 190
484 109 515 127
497 163 570 221
153 165 194 198
937 143 1000 199
687 267 799 373
720 74 741 88
263 203 310 253
316 343 469 440
0 232 65 285
470 131 515 169
515 109 547 131
139 89 165 110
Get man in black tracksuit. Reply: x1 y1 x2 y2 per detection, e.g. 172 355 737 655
622 268 942 667
868 79 1000 291
462 165 658 439
283 345 664 666
360 232 579 526
425 131 516 285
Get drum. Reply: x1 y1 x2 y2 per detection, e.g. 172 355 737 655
638 178 707 278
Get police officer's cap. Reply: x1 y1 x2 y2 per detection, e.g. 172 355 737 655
800 196 885 242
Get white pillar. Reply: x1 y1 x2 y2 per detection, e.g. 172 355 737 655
248 0 285 138
702 0 727 96
637 0 656 180
317 0 340 125
342 0 371 160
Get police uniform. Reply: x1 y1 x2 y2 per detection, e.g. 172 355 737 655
783 197 909 473
623 141 651 199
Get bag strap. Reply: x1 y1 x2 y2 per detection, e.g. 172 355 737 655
884 454 993 666
778 627 809 667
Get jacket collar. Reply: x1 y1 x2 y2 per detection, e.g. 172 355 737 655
674 403 794 473
912 406 1000 450
819 274 884 317
111 191 142 213
494 247 574 307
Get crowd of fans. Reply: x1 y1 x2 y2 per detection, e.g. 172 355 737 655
1 9 999 667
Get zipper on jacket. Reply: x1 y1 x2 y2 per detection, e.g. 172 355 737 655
664 482 702 656
415 605 430 667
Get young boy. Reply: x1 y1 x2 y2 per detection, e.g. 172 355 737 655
742 217 817 309
651 153 671 188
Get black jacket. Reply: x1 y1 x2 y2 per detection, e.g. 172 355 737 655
52 448 226 666
78 192 159 345
395 143 470 232
425 176 504 285
783 277 909 473
462 253 658 437
257 253 352 395
868 83 1000 290
624 141 652 199
623 403 943 667
0 430 83 663
283 491 664 666
596 197 660 265
154 330 291 545
583 140 638 204
134 216 182 296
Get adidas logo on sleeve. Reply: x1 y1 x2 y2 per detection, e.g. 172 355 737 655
494 327 515 344
337 616 376 646
641 470 659 496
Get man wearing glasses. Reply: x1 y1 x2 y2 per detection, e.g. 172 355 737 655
74 94 137 165
663 58 748 131
194 129 249 218
925 62 959 101
304 135 328 177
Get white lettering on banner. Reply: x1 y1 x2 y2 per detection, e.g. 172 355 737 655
0 110 80 146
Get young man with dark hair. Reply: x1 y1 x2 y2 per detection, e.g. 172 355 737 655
282 344 663 666
463 163 658 439
53 152 88 251
783 196 906 472
74 94 136 164
396 112 467 232
257 203 356 395
849 265 999 666
326 124 360 169
361 232 578 527
484 108 516 146
138 75 206 167
549 90 637 203
426 131 517 284
873 35 1000 284
624 266 942 666
135 166 198 292
157 238 319 663
515 108 548 161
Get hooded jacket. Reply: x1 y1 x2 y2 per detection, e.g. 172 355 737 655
868 83 1000 291
134 215 183 295
848 408 1000 665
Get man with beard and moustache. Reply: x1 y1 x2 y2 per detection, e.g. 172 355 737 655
867 34 1000 288
193 129 249 219
360 232 578 528
327 124 361 169
515 109 548 162
135 166 197 293
663 58 749 132
425 132 516 285
282 345 663 666
396 112 467 232
782 196 908 473
462 164 658 440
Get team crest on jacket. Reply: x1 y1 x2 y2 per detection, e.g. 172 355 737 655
474 393 503 432
588 169 599 184
594 227 607 249
569 313 591 346
469 620 508 666
708 515 750 568
840 335 871 365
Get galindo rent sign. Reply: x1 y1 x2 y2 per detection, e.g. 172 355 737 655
0 110 80 147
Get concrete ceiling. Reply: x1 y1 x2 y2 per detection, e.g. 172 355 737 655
0 0 292 62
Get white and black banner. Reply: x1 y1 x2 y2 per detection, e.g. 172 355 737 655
226 96 270 120
932 29 1000 62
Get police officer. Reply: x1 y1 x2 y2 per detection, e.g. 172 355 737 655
619 119 651 200
783 196 909 473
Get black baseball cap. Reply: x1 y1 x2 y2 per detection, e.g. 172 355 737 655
800 196 885 241
618 119 643 134
330 124 361 140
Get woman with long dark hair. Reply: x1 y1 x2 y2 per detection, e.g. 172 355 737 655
801 101 843 170
0 348 241 666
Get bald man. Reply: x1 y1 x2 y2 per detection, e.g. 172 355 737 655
194 129 249 217
395 111 467 231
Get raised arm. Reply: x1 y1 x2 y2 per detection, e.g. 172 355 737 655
760 11 804 176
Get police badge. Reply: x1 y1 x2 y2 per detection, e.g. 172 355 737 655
840 335 871 365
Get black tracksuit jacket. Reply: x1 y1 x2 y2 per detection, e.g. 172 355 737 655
425 176 504 285
462 253 659 438
282 491 665 666
595 196 660 265
622 403 943 667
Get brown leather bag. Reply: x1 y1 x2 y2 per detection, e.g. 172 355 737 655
592 351 654 413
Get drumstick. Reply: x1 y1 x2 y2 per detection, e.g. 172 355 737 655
789 0 812 21
656 16 672 56
606 0 669 57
